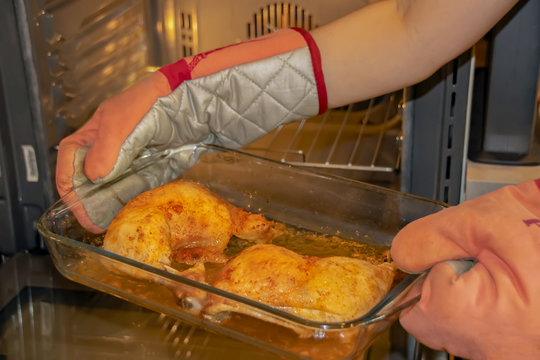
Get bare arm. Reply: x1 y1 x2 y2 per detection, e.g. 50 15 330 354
312 0 518 107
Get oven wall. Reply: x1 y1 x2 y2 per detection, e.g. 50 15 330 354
401 51 473 206
0 0 54 255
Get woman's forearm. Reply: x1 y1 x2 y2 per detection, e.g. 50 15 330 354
312 0 518 107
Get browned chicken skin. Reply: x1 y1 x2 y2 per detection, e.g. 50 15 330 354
204 244 396 324
103 180 277 267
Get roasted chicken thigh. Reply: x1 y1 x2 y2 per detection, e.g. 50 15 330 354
205 244 396 323
103 180 277 267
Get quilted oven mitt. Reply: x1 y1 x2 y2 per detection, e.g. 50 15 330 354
56 28 327 233
391 179 540 360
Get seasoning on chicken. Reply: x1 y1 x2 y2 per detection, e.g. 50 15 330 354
103 180 278 267
204 244 396 324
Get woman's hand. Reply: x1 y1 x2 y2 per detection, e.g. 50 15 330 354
391 179 540 359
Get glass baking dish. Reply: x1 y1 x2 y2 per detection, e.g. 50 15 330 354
37 144 447 360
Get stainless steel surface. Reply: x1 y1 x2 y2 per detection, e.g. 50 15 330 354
28 0 152 138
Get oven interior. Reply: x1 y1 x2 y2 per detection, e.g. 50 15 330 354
27 0 403 189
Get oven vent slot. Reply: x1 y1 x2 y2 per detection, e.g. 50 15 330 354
247 3 315 39
180 11 194 57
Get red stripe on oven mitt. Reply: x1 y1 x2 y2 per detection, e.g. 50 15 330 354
56 28 327 233
391 178 540 360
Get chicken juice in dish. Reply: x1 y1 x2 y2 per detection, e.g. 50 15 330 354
97 179 398 327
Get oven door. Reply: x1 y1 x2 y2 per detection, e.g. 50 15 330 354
0 253 411 360
0 253 280 360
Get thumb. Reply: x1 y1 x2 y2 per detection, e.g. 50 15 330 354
392 180 540 274
56 120 99 197
390 207 470 273
84 71 171 183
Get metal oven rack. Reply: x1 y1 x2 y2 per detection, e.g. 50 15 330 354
244 91 403 188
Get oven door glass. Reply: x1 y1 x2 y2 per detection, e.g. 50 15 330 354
0 254 278 360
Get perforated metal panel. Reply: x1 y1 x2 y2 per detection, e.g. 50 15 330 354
247 2 315 38
401 51 473 205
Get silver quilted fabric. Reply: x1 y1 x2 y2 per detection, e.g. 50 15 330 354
77 46 320 230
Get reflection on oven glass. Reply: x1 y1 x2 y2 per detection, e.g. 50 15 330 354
0 286 280 360
0 284 404 360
